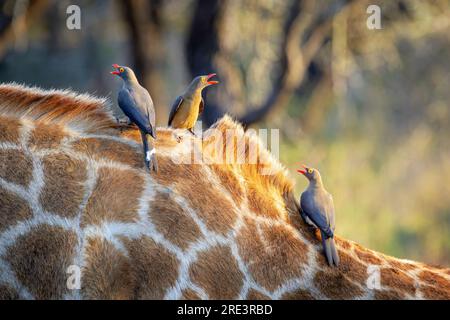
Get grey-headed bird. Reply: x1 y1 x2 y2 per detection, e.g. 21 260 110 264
298 165 339 267
168 74 219 135
111 64 157 172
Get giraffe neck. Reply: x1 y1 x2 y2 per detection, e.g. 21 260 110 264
0 84 449 300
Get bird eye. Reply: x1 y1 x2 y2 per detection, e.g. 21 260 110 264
308 168 313 174
119 68 125 73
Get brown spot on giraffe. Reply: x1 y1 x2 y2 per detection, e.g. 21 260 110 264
247 186 283 219
0 116 21 144
333 250 368 285
246 289 270 300
180 289 201 300
420 284 450 300
0 187 33 232
149 191 201 250
374 289 405 300
190 245 243 299
82 167 142 226
28 122 67 150
419 270 450 297
7 224 77 299
237 217 308 292
0 284 20 300
281 288 315 300
40 153 87 218
123 236 179 299
209 164 244 205
151 156 179 186
335 237 352 250
161 162 238 235
380 267 416 296
246 289 271 300
354 247 384 265
72 137 143 167
82 237 134 299
0 149 32 187
388 259 419 271
314 271 364 299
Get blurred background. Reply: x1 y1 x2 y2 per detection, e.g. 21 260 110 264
0 0 449 265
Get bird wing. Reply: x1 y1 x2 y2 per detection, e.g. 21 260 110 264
118 88 154 136
327 194 336 230
199 98 204 115
168 95 183 126
300 191 333 237
139 88 156 130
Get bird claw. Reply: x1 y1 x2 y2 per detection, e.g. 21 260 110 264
116 117 131 125
173 133 183 143
146 154 158 173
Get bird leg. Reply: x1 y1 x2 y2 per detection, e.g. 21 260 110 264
172 133 183 143
146 149 158 173
188 128 196 137
116 117 132 125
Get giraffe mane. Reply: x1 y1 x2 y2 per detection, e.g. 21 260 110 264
206 115 294 194
0 83 117 135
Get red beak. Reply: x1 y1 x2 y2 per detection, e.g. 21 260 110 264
206 73 219 85
111 64 120 76
297 164 307 175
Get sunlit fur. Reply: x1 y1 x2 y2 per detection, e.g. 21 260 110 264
0 84 449 299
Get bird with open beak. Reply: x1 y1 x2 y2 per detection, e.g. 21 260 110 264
111 64 158 172
168 74 219 135
297 164 339 267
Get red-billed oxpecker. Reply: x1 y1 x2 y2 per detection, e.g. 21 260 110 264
111 64 157 172
168 74 219 135
298 165 339 267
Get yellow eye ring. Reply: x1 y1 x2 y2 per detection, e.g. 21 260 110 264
119 67 125 73
308 168 313 174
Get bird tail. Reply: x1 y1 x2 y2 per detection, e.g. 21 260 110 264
141 132 158 173
321 231 339 267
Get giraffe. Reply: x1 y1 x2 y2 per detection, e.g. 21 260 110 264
0 83 449 300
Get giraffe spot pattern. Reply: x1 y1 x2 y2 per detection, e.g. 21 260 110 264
380 267 416 296
157 160 238 235
354 248 384 265
317 250 368 286
0 149 33 187
82 237 134 299
149 191 202 250
419 270 450 298
28 122 67 150
247 186 283 219
180 289 201 300
0 284 20 299
40 153 87 218
82 167 142 226
7 224 77 299
209 164 244 205
420 284 450 300
71 137 143 168
122 236 179 299
374 289 405 300
281 288 315 300
246 289 271 300
314 270 364 299
0 117 21 144
236 217 308 292
189 245 243 299
0 187 33 232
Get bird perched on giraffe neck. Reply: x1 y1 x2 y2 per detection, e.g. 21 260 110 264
168 74 219 135
111 64 158 172
298 165 339 267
